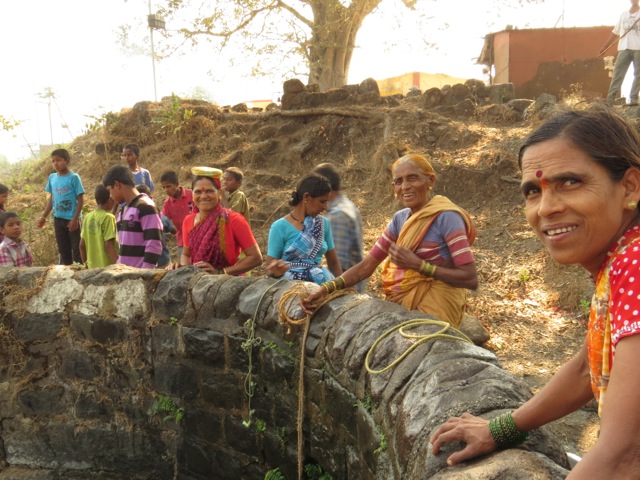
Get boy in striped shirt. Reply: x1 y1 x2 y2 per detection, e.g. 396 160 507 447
102 166 162 269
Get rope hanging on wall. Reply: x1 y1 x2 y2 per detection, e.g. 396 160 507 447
277 282 354 480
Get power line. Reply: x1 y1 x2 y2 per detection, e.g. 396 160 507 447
53 96 74 142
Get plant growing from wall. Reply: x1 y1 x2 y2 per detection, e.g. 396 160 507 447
253 418 267 442
261 340 297 363
255 418 267 433
305 463 334 480
353 393 373 413
264 468 285 480
374 424 387 455
275 426 288 455
150 395 184 423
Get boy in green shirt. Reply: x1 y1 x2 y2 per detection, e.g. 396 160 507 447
80 184 119 268
222 167 250 221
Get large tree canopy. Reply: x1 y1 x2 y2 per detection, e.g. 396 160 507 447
123 0 547 93
158 0 416 91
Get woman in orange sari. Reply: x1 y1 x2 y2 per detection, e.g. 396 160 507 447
304 153 477 326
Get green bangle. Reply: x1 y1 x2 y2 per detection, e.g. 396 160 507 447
419 261 436 278
488 412 529 449
429 263 436 277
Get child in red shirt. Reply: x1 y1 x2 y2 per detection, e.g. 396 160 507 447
160 170 193 259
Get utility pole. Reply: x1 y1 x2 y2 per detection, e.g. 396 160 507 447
37 87 56 146
47 97 53 145
147 1 166 102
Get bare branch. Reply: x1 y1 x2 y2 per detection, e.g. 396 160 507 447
276 0 313 28
182 2 278 39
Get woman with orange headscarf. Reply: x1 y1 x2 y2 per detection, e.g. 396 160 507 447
304 154 477 327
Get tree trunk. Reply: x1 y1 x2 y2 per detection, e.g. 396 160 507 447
308 0 382 91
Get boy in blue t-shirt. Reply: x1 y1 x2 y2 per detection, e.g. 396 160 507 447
123 144 154 190
36 148 85 265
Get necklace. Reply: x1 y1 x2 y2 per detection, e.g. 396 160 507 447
290 212 303 223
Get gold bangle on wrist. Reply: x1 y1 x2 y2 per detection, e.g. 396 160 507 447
321 281 335 293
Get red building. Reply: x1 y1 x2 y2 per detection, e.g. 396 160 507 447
478 26 614 100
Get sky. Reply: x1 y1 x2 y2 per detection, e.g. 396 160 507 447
0 0 623 164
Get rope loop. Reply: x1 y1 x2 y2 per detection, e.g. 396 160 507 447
365 318 473 375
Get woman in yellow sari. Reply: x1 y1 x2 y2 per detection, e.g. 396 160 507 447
304 153 477 326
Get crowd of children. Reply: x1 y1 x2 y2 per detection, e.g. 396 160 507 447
0 145 259 271
1 144 364 288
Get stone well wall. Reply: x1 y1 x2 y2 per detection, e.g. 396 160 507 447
0 265 569 479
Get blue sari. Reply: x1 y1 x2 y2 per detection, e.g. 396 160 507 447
282 215 334 284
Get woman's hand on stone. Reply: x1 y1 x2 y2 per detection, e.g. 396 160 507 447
430 412 496 466
194 261 216 274
165 262 181 271
301 286 326 315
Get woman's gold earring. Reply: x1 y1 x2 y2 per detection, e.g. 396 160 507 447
626 200 638 210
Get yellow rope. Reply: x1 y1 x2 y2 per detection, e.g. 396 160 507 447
365 318 473 375
277 282 354 480
276 285 473 476
277 282 353 328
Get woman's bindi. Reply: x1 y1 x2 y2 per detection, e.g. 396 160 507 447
535 170 550 191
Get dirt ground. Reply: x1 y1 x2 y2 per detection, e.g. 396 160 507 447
5 92 602 458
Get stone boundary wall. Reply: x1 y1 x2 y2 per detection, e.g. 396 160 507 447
272 78 543 124
0 265 569 479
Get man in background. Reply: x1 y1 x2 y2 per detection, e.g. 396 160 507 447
600 0 640 105
312 163 365 292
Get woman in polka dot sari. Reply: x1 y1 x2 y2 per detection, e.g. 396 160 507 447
431 108 640 478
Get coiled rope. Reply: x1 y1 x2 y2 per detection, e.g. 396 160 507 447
277 282 354 480
365 318 473 374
